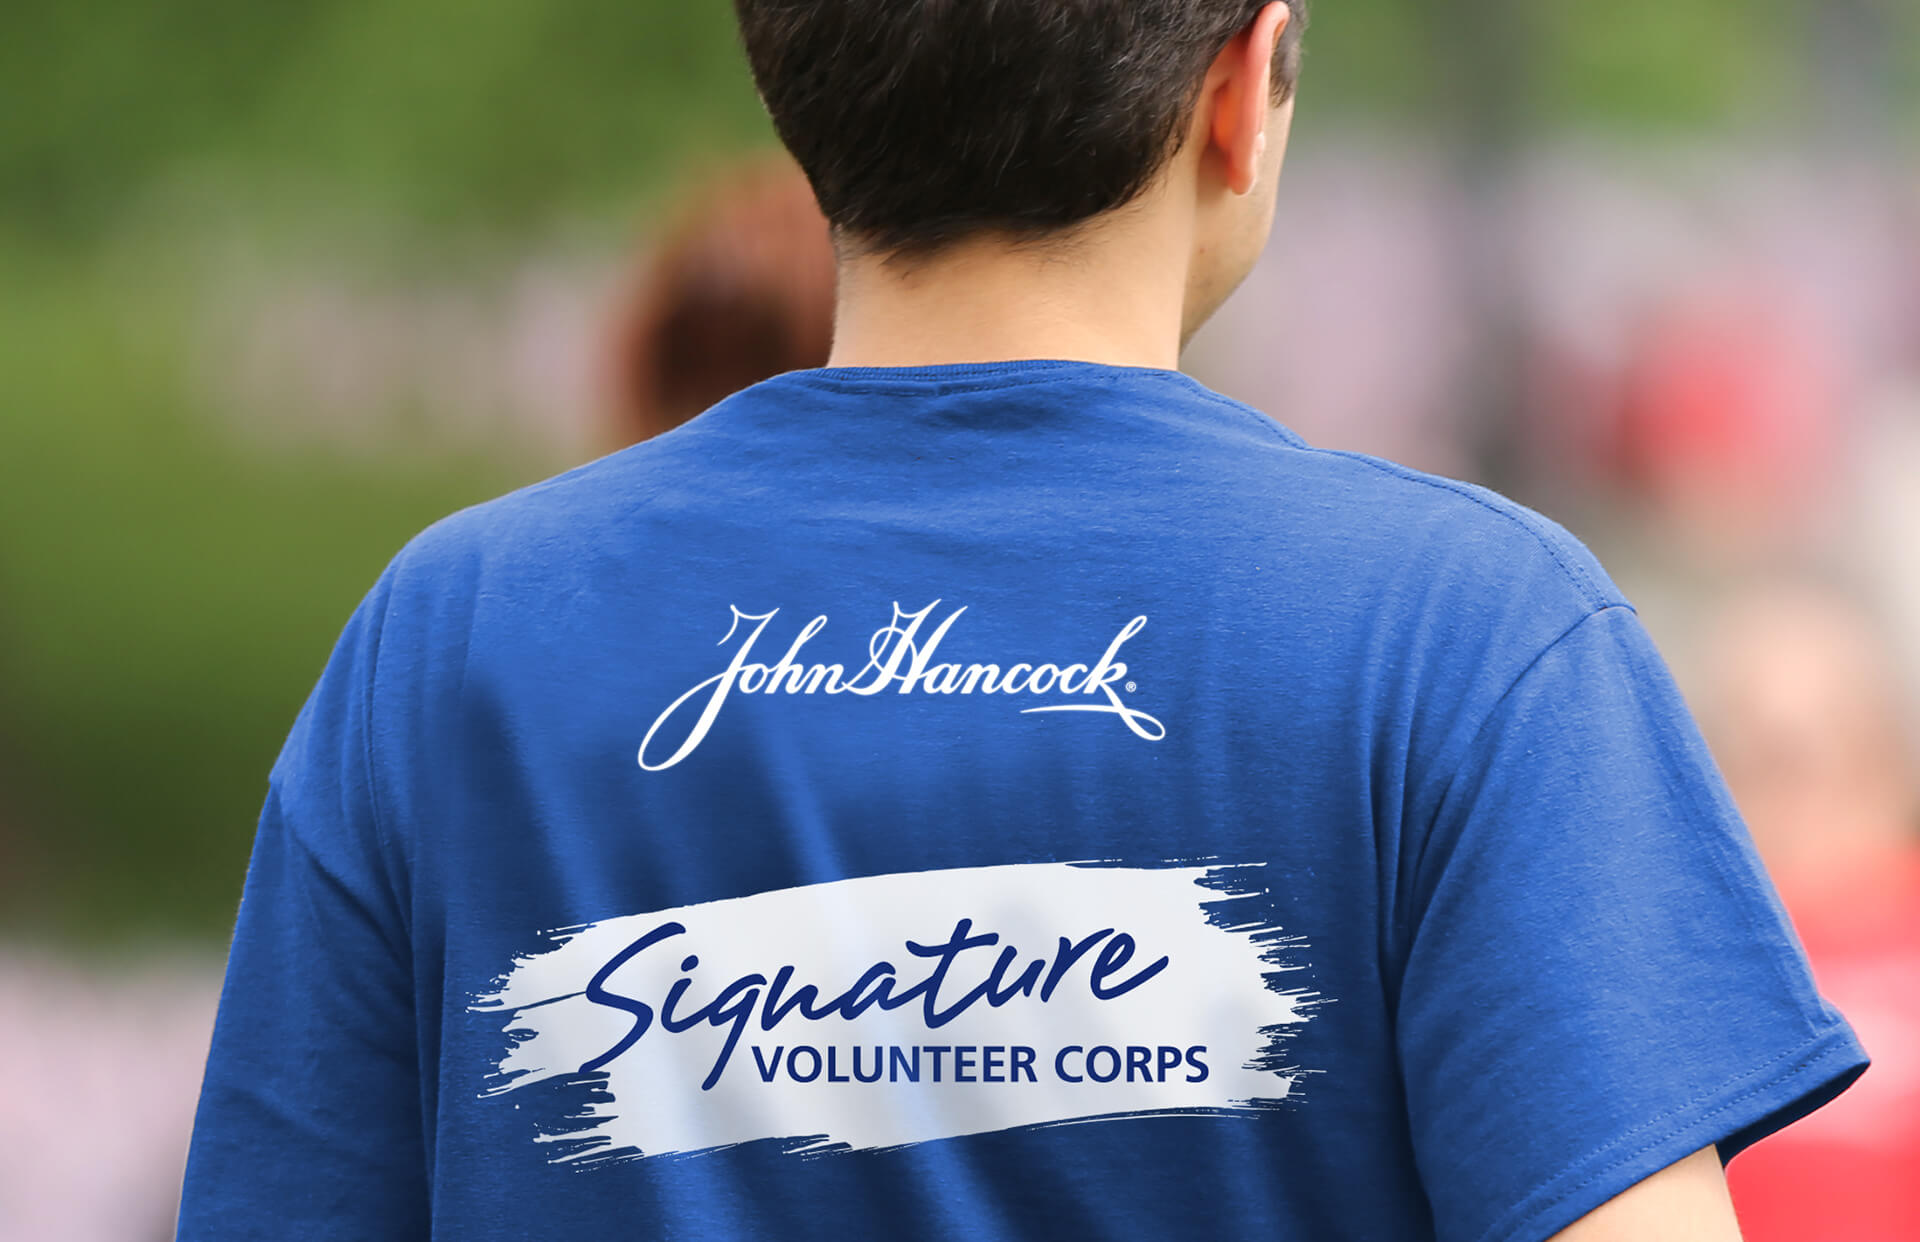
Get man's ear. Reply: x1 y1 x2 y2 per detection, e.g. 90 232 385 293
1205 3 1291 196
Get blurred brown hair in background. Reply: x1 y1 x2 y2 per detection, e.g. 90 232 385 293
604 156 836 445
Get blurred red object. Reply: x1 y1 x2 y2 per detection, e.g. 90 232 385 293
605 156 836 444
1727 855 1920 1242
1703 585 1920 1241
1608 288 1840 547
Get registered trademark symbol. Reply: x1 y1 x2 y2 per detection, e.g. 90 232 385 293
1125 681 1138 693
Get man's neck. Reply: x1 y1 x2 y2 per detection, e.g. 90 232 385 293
825 199 1192 372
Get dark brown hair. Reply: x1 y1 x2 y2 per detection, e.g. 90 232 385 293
734 0 1307 257
607 157 836 443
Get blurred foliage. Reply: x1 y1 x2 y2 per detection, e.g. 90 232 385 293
0 0 770 243
0 0 770 939
0 0 1915 940
5 0 1914 246
0 237 524 939
1539 0 1794 129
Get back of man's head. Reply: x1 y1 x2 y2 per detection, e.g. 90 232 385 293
733 0 1307 259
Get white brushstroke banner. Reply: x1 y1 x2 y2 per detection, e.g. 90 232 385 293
470 861 1317 1163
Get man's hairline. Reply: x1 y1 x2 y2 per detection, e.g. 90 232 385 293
828 67 1300 269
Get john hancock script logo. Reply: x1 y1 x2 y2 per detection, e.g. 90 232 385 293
638 601 1167 771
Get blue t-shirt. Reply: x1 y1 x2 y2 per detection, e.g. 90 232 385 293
180 360 1864 1242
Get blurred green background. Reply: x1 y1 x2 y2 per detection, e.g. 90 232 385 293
2 0 1917 942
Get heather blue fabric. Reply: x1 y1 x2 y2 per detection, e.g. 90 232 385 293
180 360 1864 1242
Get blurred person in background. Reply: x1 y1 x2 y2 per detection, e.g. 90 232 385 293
605 157 835 445
1698 580 1920 1242
176 3 1866 1241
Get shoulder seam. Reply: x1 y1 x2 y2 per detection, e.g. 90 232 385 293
1472 604 1636 745
1406 603 1639 916
1168 381 1312 449
1322 452 1608 608
1182 386 1611 609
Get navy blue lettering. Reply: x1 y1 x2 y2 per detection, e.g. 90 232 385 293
694 974 769 1089
787 1046 822 1083
751 1046 783 1082
1056 1045 1084 1083
1184 1045 1209 1083
982 948 1046 1004
830 961 900 1019
658 955 704 1033
852 1045 884 1083
1088 933 1169 1000
1126 1045 1153 1082
579 922 685 1073
930 943 1051 1023
579 918 1174 1088
893 920 1002 1027
762 965 834 1028
1085 1045 1121 1083
1040 930 1114 1000
651 954 772 1089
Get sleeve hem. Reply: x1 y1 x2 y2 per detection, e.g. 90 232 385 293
1475 1020 1869 1242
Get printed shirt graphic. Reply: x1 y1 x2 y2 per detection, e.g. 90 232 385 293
638 602 1165 773
179 361 1866 1242
473 863 1311 1161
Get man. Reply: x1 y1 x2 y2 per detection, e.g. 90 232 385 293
178 3 1865 1239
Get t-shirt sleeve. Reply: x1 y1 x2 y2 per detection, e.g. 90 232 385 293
177 575 429 1240
1396 603 1868 1242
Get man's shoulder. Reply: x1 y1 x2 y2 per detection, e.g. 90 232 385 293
385 376 1626 640
384 430 711 591
1285 443 1620 610
1187 387 1625 621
